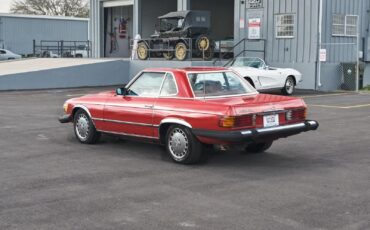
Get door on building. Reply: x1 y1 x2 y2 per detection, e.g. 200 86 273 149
103 1 134 58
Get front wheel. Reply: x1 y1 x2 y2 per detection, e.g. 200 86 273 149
244 141 273 154
165 125 203 164
73 110 101 144
137 42 149 60
282 76 295 95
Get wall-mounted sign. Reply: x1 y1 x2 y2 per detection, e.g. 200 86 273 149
248 18 261 39
246 0 263 9
319 49 327 62
240 18 245 29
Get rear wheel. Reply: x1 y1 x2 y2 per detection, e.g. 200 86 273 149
175 42 188 61
196 35 211 51
165 125 203 164
244 141 273 154
73 110 101 144
282 76 295 95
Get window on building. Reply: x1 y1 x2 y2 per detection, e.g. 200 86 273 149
275 14 295 38
332 14 358 37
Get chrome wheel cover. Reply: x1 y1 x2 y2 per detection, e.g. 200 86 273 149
168 128 189 161
285 78 294 94
75 113 90 141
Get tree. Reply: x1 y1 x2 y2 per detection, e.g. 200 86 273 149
10 0 89 18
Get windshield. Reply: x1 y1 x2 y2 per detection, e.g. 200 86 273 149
160 18 184 31
231 57 265 68
187 71 256 97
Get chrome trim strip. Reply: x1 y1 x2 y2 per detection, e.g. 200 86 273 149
82 102 220 116
97 130 159 140
307 120 317 126
73 104 92 117
93 117 159 127
159 118 192 128
255 123 306 133
240 130 252 135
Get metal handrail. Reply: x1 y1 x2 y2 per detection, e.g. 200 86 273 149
213 38 247 65
217 39 267 67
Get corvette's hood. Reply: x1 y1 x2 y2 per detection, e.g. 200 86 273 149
204 94 306 115
230 66 302 75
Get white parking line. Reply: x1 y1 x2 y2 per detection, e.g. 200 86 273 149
309 103 370 109
300 92 354 98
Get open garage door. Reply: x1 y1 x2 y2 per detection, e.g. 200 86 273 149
140 0 177 38
103 1 134 57
191 0 234 41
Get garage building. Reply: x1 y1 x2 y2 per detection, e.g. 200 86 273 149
89 0 370 91
0 13 88 56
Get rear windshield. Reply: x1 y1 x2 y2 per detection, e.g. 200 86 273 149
187 71 256 97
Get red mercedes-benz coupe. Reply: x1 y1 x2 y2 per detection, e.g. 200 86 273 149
59 67 318 164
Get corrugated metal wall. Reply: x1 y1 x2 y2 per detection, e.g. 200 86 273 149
235 0 319 64
0 16 88 55
234 0 320 89
322 0 370 63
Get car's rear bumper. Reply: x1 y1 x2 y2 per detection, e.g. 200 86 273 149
58 114 72 123
192 120 319 143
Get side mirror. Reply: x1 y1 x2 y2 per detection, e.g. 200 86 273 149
264 65 270 70
116 85 127 96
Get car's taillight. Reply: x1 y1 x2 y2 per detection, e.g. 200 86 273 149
219 114 256 128
286 108 306 121
219 116 236 128
235 114 256 127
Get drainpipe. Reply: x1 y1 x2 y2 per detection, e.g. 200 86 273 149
316 0 323 90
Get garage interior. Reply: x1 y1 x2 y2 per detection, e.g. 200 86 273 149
104 4 133 57
102 0 234 58
190 0 234 41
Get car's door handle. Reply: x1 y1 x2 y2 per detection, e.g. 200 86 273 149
144 105 154 109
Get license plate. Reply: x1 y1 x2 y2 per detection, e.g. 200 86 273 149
263 114 279 127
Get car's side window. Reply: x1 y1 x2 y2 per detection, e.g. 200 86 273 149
0 50 6 54
127 72 165 97
160 73 178 97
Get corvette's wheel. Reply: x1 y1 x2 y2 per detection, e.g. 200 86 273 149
163 51 174 60
244 141 273 154
282 76 295 95
175 42 188 61
166 125 203 164
137 42 149 60
74 110 100 144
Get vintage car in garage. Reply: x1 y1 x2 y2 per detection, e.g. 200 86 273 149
136 10 215 61
59 67 318 164
230 57 303 95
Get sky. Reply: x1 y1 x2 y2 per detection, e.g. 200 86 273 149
0 0 13 13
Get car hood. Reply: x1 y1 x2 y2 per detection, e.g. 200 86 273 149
204 94 306 115
68 90 115 104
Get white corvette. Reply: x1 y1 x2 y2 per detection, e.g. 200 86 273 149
229 57 302 95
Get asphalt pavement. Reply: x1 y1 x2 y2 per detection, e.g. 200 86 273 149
0 88 369 230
